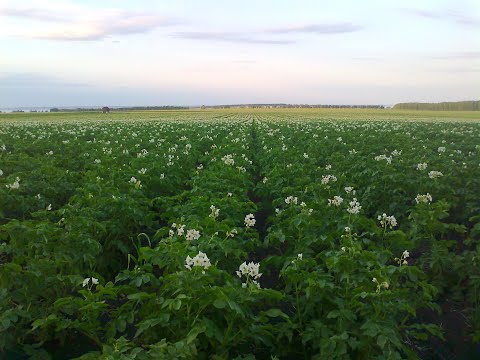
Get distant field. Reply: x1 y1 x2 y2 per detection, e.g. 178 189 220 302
1 110 479 359
1 107 480 122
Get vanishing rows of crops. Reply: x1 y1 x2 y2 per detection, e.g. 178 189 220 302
1 112 479 359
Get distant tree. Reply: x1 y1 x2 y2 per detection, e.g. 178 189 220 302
102 106 110 113
201 105 206 109
393 100 479 111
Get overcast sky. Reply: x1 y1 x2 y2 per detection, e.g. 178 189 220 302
0 0 479 107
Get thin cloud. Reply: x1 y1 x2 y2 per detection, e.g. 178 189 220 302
0 6 180 41
264 23 363 34
35 14 178 41
0 7 66 22
0 73 90 87
173 31 294 45
172 22 362 45
403 8 480 27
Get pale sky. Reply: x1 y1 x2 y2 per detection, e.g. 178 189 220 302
0 0 479 107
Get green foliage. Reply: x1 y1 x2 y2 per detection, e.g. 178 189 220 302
0 111 479 358
393 100 480 111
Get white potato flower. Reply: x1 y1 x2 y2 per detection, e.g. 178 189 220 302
236 261 262 288
428 171 443 179
415 193 432 204
347 198 361 215
185 229 201 241
416 162 428 171
328 196 344 207
285 196 298 205
244 214 256 228
185 251 211 271
378 213 398 229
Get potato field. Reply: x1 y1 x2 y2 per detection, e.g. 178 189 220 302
1 110 479 359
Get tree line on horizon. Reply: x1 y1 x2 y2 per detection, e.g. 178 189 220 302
204 104 385 109
393 100 479 111
49 106 189 112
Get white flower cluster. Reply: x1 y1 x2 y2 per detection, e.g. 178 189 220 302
82 277 99 287
0 169 3 176
415 193 432 204
344 186 356 195
236 261 262 289
395 250 410 266
244 213 256 228
129 176 142 189
5 177 20 190
285 196 298 205
138 168 147 174
169 223 201 241
137 149 149 158
374 154 393 164
428 171 443 179
321 174 337 185
226 228 238 238
438 146 446 153
416 162 428 171
303 153 309 159
185 251 211 271
378 213 398 228
209 205 220 220
169 223 185 237
185 229 201 241
328 196 344 207
221 154 235 166
347 198 361 214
